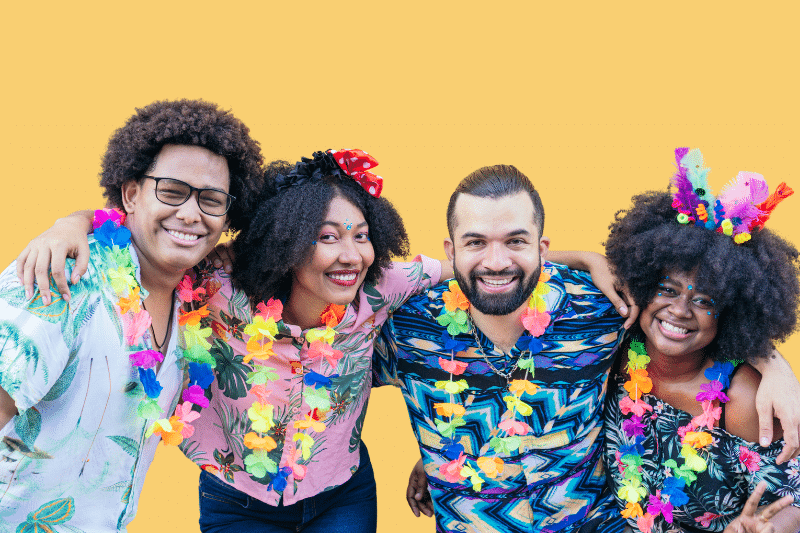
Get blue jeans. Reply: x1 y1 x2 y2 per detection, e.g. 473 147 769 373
198 444 377 533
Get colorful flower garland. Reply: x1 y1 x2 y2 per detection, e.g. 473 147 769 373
93 209 213 444
434 268 552 491
239 300 346 491
616 339 737 533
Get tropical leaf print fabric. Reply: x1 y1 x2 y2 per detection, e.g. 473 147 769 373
181 257 440 505
605 374 800 532
0 238 184 532
373 263 627 533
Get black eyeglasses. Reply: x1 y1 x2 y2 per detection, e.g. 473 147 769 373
142 176 235 217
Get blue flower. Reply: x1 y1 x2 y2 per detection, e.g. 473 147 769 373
620 436 645 456
188 362 214 389
441 439 464 461
139 368 163 398
95 220 131 247
663 477 689 506
269 466 293 492
705 361 735 388
525 336 544 354
304 371 338 389
440 332 468 353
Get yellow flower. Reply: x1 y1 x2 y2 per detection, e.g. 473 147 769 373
244 316 278 342
248 402 275 433
476 456 504 478
306 326 335 345
244 432 277 451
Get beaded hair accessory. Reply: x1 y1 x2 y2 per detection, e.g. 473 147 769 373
671 147 792 244
274 149 383 198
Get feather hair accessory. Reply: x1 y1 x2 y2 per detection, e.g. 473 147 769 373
670 148 793 244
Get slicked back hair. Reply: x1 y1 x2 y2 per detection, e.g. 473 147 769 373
446 164 545 239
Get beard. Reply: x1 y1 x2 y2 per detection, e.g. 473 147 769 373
454 260 542 316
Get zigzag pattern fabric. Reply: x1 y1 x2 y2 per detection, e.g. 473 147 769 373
374 263 627 532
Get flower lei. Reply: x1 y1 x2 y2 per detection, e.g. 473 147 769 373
239 300 346 491
93 209 213 444
433 268 552 491
616 339 737 533
670 147 792 245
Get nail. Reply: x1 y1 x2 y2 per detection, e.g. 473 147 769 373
62 293 70 303
760 437 769 446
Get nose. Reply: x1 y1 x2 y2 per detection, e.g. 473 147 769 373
481 242 512 272
338 237 362 266
667 295 693 318
175 193 203 224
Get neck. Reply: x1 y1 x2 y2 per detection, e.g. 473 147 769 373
470 302 528 354
283 293 327 330
644 338 707 383
132 244 184 301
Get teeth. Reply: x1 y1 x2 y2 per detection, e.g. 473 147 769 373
660 320 688 334
328 273 358 281
167 230 199 241
482 278 512 286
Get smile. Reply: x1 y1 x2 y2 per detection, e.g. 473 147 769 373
658 319 690 337
166 229 201 242
477 276 517 293
326 270 360 287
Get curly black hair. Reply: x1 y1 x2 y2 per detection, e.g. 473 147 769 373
100 99 264 232
605 190 800 362
231 159 410 306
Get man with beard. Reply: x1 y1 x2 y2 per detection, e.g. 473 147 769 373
372 164 800 533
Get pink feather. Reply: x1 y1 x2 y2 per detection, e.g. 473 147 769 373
717 172 768 232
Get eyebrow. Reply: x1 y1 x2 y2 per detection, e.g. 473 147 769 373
320 221 369 228
459 229 531 240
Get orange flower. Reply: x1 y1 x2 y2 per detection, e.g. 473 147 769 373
244 432 277 451
245 338 275 363
118 286 141 314
443 281 469 312
153 415 185 446
509 379 539 397
476 456 505 478
320 304 346 328
294 413 326 433
622 502 643 519
684 431 713 449
624 369 652 400
434 402 466 417
179 305 210 327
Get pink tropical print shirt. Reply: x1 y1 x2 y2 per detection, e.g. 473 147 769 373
180 257 440 505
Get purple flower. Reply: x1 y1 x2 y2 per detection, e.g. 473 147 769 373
696 380 730 403
623 415 646 437
130 349 164 370
182 384 210 408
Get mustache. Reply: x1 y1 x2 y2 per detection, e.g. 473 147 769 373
469 268 525 279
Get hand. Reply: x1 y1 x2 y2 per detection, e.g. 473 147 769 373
752 351 800 463
723 481 794 533
582 252 640 329
16 211 94 305
406 458 433 518
207 241 235 274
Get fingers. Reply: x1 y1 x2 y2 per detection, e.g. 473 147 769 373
34 248 54 307
759 494 794 521
742 481 768 517
50 248 70 303
419 491 434 517
15 246 31 285
775 416 800 464
606 291 629 321
19 247 37 301
406 481 421 517
756 401 775 451
71 240 91 286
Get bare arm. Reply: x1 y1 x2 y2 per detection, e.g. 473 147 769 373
750 350 800 463
547 250 639 329
0 386 17 430
16 209 94 305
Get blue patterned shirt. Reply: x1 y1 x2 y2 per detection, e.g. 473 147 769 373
374 263 626 533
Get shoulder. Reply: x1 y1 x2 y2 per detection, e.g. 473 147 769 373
725 363 782 443
544 262 622 327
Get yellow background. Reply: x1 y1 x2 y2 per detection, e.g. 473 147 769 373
2 2 798 531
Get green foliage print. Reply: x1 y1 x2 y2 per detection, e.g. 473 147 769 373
0 321 46 391
13 407 41 450
210 337 251 400
107 435 139 458
17 497 75 532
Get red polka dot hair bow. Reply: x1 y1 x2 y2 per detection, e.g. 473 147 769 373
329 149 383 198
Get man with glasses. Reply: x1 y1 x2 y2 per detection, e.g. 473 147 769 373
0 99 263 532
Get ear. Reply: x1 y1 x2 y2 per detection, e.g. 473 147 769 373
444 238 455 263
121 179 142 214
222 216 230 234
538 235 550 261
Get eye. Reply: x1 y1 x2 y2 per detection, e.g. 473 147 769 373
355 231 370 242
465 240 484 248
692 296 715 309
657 285 678 296
507 238 526 246
318 233 338 243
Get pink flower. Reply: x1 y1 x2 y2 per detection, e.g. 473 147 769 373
636 512 655 533
439 453 467 483
249 384 272 404
521 308 550 337
695 512 721 528
620 396 653 417
498 418 532 437
256 298 283 321
692 400 722 430
438 357 469 375
307 340 344 367
182 384 210 408
739 446 761 473
129 349 164 369
677 423 695 439
174 402 200 438
286 445 307 480
177 275 205 303
123 310 152 345
647 493 674 523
